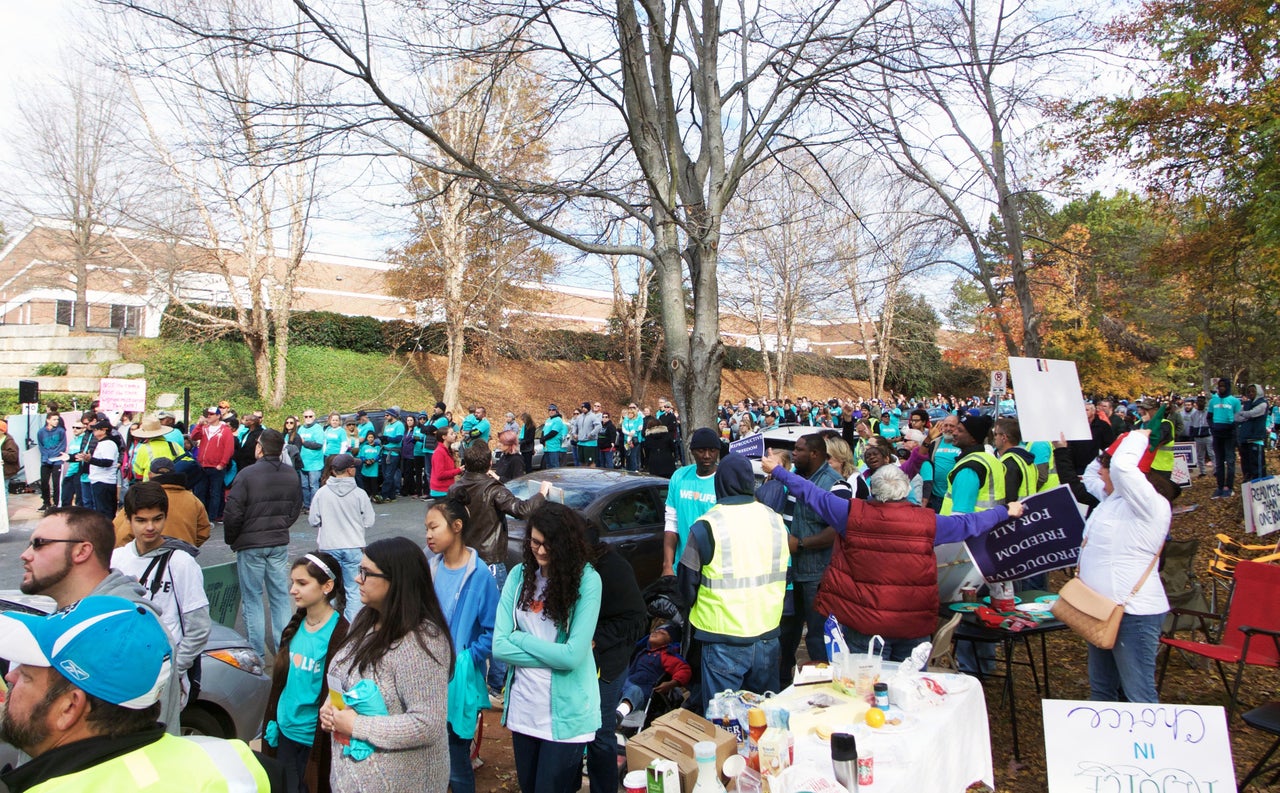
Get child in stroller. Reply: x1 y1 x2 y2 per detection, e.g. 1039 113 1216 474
615 621 692 728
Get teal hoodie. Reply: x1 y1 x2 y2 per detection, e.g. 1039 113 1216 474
493 562 601 741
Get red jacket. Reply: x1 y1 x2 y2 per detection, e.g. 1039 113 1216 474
191 422 236 469
815 499 939 639
429 444 462 494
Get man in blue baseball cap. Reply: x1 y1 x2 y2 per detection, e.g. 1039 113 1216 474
0 595 272 792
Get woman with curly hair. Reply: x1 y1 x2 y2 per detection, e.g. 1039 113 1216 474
493 503 602 793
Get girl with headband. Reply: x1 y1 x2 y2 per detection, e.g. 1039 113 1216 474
262 551 350 793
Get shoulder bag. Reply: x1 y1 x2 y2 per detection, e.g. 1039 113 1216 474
1050 538 1159 650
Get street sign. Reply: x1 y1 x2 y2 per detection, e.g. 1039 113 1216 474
989 370 1007 397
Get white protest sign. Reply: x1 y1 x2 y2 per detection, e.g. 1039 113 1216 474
98 378 147 413
1007 358 1091 442
1171 456 1191 488
1042 699 1236 793
1243 476 1280 537
990 370 1007 397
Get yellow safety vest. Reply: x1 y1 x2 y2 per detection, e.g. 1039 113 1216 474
1151 418 1175 472
689 501 789 638
999 449 1037 500
940 451 1005 514
28 733 269 793
132 438 185 480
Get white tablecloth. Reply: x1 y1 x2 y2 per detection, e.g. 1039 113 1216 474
780 673 993 792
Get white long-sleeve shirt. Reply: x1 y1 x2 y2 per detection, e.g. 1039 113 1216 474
1078 432 1170 615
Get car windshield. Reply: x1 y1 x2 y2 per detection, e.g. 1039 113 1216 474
505 478 599 511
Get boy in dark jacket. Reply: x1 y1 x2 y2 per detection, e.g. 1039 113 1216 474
615 622 692 722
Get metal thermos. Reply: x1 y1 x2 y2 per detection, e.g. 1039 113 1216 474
830 731 858 792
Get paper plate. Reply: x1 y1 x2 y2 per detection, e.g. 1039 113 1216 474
1035 594 1060 604
1016 602 1053 613
948 602 981 612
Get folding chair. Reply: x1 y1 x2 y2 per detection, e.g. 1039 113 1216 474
1157 560 1280 718
927 613 962 672
1240 701 1280 789
1160 538 1208 636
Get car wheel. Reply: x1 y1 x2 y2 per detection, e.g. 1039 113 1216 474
180 705 228 738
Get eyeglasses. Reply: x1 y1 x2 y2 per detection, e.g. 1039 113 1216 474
72 425 83 430
303 414 315 419
356 567 389 581
28 537 83 551
602 414 610 419
529 537 547 551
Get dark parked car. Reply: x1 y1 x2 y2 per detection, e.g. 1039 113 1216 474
927 407 952 422
503 468 669 589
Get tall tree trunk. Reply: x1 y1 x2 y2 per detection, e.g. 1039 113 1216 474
74 259 90 332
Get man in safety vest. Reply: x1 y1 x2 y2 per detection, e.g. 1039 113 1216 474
940 413 1001 515
0 595 272 792
678 453 790 710
993 418 1037 501
1134 397 1176 480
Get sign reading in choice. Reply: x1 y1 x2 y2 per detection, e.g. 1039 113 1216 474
1042 699 1236 792
965 485 1086 582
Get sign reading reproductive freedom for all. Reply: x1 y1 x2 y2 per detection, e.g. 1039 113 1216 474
1243 475 1280 537
97 378 147 413
965 485 1086 582
1042 699 1237 793
729 434 764 459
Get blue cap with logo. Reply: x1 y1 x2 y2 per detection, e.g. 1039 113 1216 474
0 595 172 709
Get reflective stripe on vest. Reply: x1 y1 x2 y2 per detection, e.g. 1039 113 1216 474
28 733 268 792
689 502 789 637
940 451 1005 514
1001 450 1037 499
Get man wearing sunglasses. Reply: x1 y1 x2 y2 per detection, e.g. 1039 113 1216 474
17 507 184 735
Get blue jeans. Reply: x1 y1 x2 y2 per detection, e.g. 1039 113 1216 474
626 446 641 472
599 450 615 470
448 726 476 793
80 479 95 511
324 547 363 623
842 626 929 665
780 579 828 681
1212 427 1237 490
300 468 321 509
237 545 293 658
543 451 561 469
511 731 586 793
1088 610 1166 703
587 673 625 793
380 455 401 500
195 467 225 520
701 639 780 710
487 563 508 692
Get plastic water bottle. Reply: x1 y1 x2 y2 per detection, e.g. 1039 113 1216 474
693 740 727 793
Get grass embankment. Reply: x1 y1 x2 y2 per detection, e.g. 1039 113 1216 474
93 338 872 427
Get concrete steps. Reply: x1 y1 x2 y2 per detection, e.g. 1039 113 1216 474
0 325 140 395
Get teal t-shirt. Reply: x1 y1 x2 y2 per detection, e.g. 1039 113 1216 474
542 416 567 453
277 611 339 745
323 426 347 456
1208 394 1241 425
382 420 405 457
666 465 718 564
359 442 380 477
931 439 962 499
296 423 326 472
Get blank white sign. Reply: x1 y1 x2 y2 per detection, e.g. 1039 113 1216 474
1007 358 1091 442
1042 699 1236 792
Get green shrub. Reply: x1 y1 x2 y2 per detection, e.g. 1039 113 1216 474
35 363 68 376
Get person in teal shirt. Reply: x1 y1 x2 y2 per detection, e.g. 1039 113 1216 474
463 406 492 447
263 551 348 792
380 408 406 501
355 411 376 446
621 404 645 472
663 428 721 576
541 404 567 468
323 413 348 460
296 410 327 509
1208 378 1242 497
357 432 381 499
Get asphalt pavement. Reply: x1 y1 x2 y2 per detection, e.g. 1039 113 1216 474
0 490 431 592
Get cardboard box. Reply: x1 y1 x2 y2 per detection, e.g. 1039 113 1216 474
769 683 871 738
624 710 738 793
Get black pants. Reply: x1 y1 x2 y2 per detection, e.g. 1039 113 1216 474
39 464 61 507
401 457 424 496
275 734 311 793
91 482 117 520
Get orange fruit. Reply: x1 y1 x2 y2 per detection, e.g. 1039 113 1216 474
865 708 886 728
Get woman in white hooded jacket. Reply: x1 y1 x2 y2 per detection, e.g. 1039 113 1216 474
309 453 375 622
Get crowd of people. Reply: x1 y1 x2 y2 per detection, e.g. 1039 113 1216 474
3 379 1271 792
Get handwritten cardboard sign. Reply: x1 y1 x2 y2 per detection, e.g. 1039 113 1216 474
98 378 147 413
965 485 1086 582
1243 476 1280 537
1042 699 1236 792
1007 357 1091 442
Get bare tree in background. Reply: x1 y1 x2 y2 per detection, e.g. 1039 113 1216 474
723 152 850 397
103 0 898 431
387 53 557 412
822 0 1092 357
6 71 136 333
108 3 324 408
